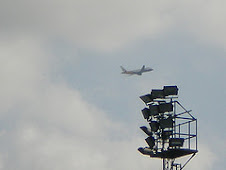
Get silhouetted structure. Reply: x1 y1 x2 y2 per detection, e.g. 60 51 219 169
138 86 198 170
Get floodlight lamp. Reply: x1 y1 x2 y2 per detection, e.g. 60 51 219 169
151 89 165 99
140 94 153 104
159 116 174 129
163 86 178 96
138 147 154 155
169 138 184 147
148 105 159 116
141 108 150 120
145 136 155 149
158 102 173 113
149 121 159 132
140 126 153 136
162 130 173 140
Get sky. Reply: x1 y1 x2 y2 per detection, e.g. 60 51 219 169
0 0 226 169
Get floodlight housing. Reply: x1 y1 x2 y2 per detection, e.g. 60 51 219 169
163 86 178 96
159 116 174 129
140 126 153 136
158 102 173 113
145 136 155 149
141 108 150 119
169 138 184 147
138 147 154 155
151 89 165 99
149 121 159 132
148 105 159 116
140 94 153 104
162 130 173 140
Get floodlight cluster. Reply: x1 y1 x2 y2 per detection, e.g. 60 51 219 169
140 86 178 104
138 86 184 156
138 86 198 169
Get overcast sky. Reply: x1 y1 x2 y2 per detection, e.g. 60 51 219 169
0 0 226 170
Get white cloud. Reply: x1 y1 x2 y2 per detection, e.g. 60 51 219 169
185 144 217 170
0 34 222 170
0 36 160 169
0 37 102 169
0 37 47 113
170 0 226 49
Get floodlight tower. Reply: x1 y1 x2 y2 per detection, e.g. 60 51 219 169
138 86 198 170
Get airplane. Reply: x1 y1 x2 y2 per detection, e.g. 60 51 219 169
120 65 153 75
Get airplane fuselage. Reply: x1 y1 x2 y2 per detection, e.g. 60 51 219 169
120 65 153 75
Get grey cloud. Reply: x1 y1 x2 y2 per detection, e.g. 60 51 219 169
1 0 226 51
0 0 174 51
0 1 225 169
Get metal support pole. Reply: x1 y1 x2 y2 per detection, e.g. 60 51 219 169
196 120 198 151
163 158 165 170
188 121 190 149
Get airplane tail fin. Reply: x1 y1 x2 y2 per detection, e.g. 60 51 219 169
141 65 145 72
120 66 127 73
